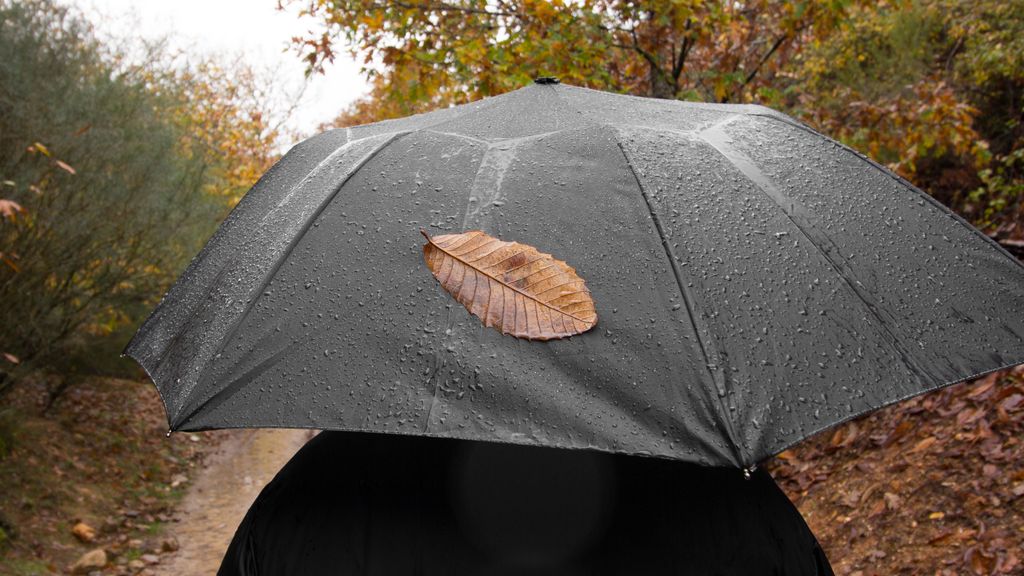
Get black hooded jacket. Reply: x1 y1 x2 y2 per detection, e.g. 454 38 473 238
219 431 833 576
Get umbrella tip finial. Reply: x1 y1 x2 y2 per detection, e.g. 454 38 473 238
742 463 757 480
166 429 173 438
534 76 560 85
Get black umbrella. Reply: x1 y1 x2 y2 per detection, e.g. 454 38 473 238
126 79 1024 470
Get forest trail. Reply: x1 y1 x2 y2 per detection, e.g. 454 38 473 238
151 429 315 575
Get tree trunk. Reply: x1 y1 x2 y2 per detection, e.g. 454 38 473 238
649 65 676 99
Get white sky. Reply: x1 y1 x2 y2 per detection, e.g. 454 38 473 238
80 0 368 138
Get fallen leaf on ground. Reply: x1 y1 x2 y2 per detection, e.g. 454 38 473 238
71 522 95 543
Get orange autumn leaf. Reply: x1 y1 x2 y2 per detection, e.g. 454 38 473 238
421 229 597 341
0 198 24 220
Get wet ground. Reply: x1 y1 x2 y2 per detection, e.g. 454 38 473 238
151 429 315 575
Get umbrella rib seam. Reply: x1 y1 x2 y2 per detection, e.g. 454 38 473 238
615 138 748 467
698 118 940 393
171 131 410 429
424 136 521 432
748 113 1024 273
129 131 375 418
126 133 342 383
136 102 493 429
553 87 748 463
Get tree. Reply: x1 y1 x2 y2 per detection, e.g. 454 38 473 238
0 0 284 401
168 59 291 203
786 0 1023 234
283 0 858 124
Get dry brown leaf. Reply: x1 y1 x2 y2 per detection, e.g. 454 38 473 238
775 449 797 461
71 522 96 543
0 198 23 220
909 436 937 453
2 253 21 273
880 419 914 446
867 498 886 517
966 546 996 575
421 229 597 340
999 393 1022 412
969 375 998 398
828 421 859 449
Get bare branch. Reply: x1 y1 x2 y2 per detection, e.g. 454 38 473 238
671 18 693 82
723 33 788 102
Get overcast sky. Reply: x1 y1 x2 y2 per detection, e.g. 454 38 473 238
81 0 368 138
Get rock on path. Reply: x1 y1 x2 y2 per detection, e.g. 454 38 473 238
151 428 315 575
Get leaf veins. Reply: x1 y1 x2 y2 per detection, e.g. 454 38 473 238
421 229 597 340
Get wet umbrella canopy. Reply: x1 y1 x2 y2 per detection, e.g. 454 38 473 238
126 80 1024 469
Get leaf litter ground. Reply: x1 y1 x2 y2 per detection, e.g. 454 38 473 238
769 367 1024 575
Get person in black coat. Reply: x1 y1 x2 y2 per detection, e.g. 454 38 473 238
219 431 833 576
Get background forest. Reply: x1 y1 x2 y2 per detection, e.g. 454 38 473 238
1 0 1022 574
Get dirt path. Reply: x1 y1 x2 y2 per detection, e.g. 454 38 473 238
151 428 315 575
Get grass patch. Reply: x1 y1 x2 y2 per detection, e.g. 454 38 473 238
1 557 53 576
